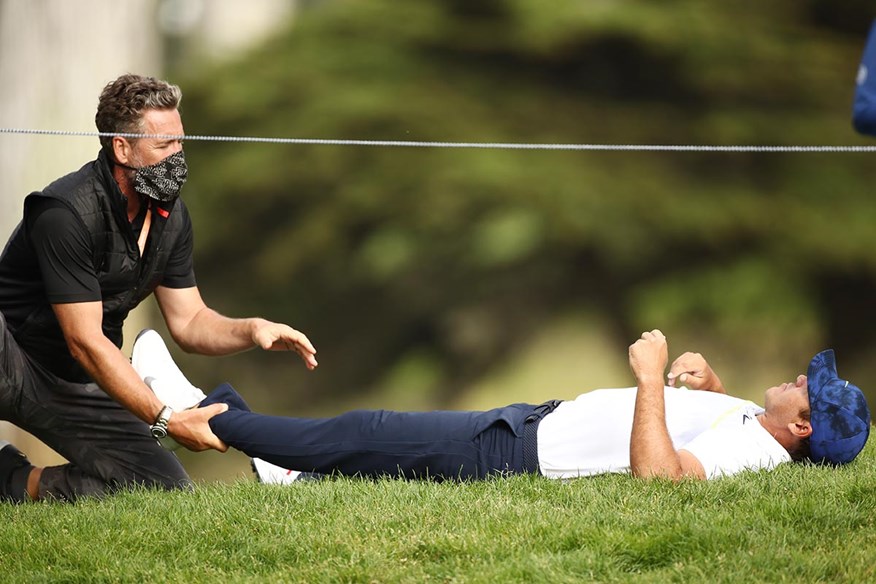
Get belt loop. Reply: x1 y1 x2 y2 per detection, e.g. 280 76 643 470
522 399 563 474
522 421 540 474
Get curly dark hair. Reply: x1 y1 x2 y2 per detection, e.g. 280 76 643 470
94 74 182 149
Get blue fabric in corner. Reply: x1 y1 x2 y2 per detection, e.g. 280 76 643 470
852 20 876 136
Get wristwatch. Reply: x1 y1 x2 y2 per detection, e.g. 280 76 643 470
150 405 174 442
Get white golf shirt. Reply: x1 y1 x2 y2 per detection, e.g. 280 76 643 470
536 387 791 480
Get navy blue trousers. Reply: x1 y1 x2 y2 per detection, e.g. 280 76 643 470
205 383 546 481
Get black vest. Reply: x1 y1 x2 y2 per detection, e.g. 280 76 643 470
16 150 187 382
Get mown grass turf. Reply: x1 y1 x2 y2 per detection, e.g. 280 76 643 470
2 439 875 583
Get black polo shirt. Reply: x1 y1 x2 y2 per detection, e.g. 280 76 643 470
0 168 196 372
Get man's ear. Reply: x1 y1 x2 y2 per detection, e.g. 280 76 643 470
112 136 132 165
789 419 812 439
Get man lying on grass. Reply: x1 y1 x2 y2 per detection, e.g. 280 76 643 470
2 329 869 499
171 328 869 480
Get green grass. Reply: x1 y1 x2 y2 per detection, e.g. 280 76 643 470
3 441 875 583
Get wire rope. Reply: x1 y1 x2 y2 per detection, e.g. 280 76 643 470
2 128 875 153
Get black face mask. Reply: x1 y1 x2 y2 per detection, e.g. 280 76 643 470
117 150 188 202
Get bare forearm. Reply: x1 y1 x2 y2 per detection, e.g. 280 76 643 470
629 375 684 479
169 307 264 355
628 329 685 480
628 330 707 481
53 299 229 451
155 285 318 369
68 334 163 423
72 334 228 451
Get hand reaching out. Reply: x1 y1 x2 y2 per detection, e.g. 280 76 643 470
251 321 318 370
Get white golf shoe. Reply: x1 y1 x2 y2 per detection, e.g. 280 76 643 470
251 457 303 484
251 457 322 484
131 329 206 411
132 329 317 481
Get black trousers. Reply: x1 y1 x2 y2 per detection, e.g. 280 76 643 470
0 312 191 501
206 383 559 481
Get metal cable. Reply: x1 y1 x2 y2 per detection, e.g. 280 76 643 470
2 127 875 152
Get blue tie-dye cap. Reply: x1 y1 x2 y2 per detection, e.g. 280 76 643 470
807 349 870 465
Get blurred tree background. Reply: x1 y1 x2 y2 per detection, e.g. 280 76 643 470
153 0 875 475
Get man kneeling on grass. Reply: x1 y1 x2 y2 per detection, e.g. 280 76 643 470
3 329 870 497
